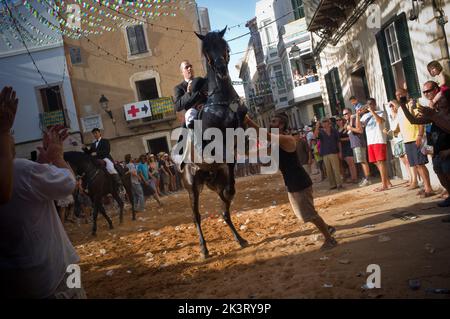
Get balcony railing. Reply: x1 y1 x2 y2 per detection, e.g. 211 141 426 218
289 80 322 103
293 74 319 87
39 110 67 129
128 97 176 128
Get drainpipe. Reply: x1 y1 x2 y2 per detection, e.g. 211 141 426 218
432 0 450 70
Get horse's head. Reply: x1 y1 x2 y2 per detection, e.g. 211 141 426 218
195 27 230 81
64 151 93 176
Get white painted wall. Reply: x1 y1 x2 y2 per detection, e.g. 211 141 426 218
314 0 450 187
0 46 79 144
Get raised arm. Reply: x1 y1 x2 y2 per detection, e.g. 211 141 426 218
399 102 430 125
370 109 384 124
245 115 296 153
0 87 18 204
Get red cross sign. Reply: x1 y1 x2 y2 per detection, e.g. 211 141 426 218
127 105 140 118
124 100 152 121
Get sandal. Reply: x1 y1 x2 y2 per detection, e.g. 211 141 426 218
374 187 388 192
420 192 436 198
416 189 425 196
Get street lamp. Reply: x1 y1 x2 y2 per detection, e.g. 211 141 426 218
99 94 119 136
99 94 116 124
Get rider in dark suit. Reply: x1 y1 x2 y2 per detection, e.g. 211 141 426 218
174 60 208 128
83 128 123 189
85 136 113 161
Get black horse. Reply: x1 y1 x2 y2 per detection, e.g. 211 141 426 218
179 28 248 259
64 151 135 235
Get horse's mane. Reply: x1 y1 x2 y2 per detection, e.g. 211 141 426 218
64 151 92 165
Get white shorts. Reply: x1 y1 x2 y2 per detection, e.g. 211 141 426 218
103 158 118 175
185 108 198 124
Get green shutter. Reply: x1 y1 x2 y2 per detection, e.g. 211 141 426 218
395 13 421 99
325 71 337 115
375 30 396 101
332 68 345 115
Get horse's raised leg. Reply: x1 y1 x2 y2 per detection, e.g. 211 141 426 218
219 190 248 248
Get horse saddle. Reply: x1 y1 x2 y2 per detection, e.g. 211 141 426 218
95 159 106 168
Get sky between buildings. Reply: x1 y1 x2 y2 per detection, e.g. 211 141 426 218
196 0 259 97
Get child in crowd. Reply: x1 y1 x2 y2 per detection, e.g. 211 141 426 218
311 138 325 181
427 60 450 107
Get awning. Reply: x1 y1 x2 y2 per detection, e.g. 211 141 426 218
307 0 357 37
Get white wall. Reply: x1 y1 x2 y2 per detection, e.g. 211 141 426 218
314 0 450 187
0 46 79 144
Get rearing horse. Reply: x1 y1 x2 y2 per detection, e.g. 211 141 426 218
179 28 248 259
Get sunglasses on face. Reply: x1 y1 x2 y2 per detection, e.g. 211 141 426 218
184 65 192 69
422 88 435 94
343 113 350 116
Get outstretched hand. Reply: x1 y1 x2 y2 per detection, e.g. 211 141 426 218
0 86 18 134
37 125 69 164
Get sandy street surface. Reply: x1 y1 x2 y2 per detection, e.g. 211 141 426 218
66 173 450 299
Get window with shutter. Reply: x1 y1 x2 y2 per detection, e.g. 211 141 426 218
395 13 420 98
332 68 345 115
325 71 337 115
126 25 148 56
376 13 420 100
291 0 305 20
376 30 396 101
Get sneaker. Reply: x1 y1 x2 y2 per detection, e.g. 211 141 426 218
359 178 371 187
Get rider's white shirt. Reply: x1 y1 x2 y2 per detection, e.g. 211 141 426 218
0 159 79 298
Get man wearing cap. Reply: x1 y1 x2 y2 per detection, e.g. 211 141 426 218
350 96 363 113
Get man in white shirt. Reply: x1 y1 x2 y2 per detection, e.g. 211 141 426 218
357 98 392 192
0 126 84 298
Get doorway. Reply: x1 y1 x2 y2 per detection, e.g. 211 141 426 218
351 67 370 103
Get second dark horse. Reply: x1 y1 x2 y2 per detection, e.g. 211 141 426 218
64 152 136 235
179 28 249 259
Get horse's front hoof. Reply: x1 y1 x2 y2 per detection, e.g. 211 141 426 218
201 251 210 260
109 225 114 230
91 232 97 237
239 239 249 248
